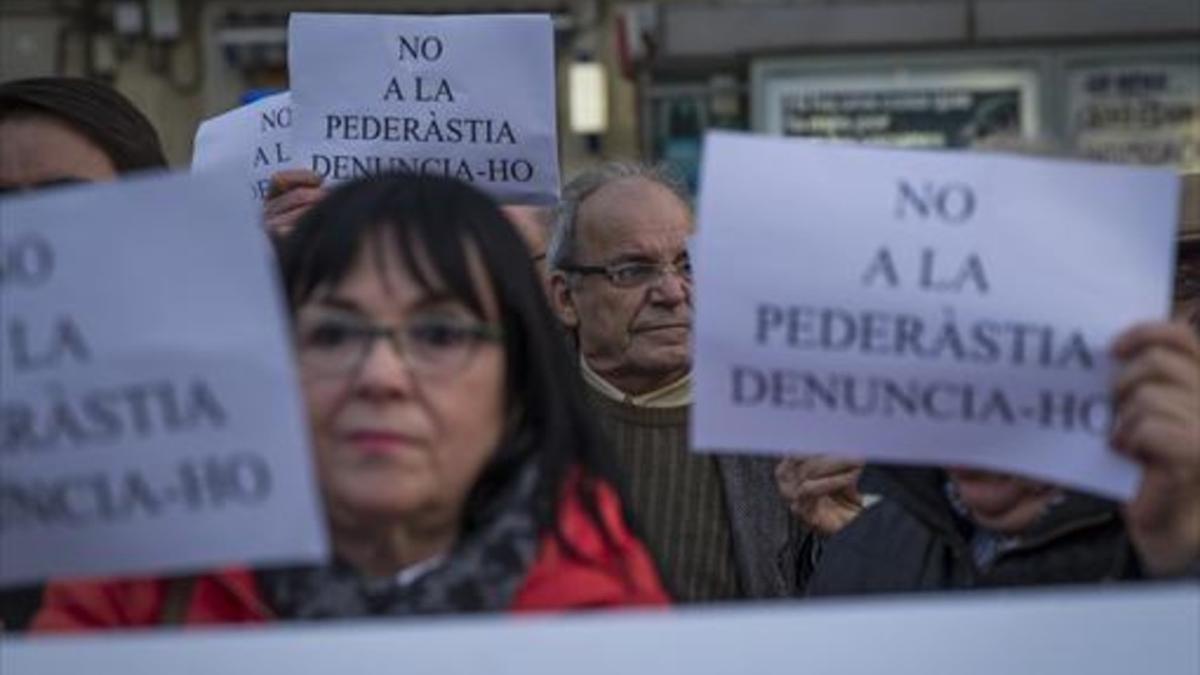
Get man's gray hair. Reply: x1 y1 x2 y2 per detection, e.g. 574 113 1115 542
548 161 691 271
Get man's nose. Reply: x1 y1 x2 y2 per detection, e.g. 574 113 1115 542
650 266 690 304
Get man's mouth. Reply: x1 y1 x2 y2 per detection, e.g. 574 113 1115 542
633 323 690 333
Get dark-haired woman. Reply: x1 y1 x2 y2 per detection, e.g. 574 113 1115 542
0 77 167 193
0 77 168 632
32 174 668 630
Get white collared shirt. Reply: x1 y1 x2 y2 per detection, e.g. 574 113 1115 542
580 356 692 408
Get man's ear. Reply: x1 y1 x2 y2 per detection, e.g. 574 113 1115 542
549 271 580 330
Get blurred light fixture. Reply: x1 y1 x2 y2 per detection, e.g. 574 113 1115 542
148 0 181 41
569 60 608 135
708 74 741 121
113 1 144 36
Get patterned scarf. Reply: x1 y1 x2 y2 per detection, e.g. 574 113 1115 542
944 478 1064 571
256 463 541 619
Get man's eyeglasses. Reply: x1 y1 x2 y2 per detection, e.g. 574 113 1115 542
296 312 503 378
560 258 693 289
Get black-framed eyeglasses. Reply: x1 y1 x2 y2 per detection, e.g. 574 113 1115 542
559 258 693 289
296 312 504 378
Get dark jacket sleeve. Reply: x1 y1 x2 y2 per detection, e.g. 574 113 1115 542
804 499 950 597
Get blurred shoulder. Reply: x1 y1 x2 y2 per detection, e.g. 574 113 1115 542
514 477 670 611
32 568 263 632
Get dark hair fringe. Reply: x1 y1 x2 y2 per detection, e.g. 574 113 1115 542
278 173 634 571
0 77 167 172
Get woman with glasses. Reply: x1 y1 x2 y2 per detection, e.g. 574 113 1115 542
33 174 668 630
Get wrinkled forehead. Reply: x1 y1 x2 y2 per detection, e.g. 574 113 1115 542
576 178 694 259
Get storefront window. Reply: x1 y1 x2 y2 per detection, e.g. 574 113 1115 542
646 80 748 193
1066 60 1200 170
757 67 1041 149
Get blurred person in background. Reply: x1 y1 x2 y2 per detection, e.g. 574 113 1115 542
0 77 166 193
0 76 167 632
794 317 1199 595
777 172 1200 593
32 173 667 631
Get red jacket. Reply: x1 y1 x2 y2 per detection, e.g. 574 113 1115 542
34 482 668 631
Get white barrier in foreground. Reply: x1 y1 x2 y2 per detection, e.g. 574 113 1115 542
3 583 1197 674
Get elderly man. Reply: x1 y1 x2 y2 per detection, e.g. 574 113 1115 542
549 162 798 602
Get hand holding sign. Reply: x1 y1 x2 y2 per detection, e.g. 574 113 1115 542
264 169 326 236
1111 321 1200 576
774 456 865 536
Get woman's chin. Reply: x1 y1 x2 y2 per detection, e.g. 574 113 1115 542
327 486 429 524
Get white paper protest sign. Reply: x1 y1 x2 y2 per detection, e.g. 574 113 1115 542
4 584 1198 675
692 132 1179 499
191 91 294 203
288 13 560 205
0 171 329 586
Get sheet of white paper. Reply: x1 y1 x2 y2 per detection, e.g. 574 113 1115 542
692 131 1180 500
4 584 1198 675
0 171 329 586
288 13 560 205
191 91 294 204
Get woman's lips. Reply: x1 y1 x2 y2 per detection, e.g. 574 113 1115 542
344 430 414 455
